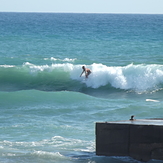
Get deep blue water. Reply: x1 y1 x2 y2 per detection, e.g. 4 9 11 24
0 12 163 163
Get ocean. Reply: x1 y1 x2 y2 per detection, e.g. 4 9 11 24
0 12 163 163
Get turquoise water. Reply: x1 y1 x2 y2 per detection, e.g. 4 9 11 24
0 12 163 163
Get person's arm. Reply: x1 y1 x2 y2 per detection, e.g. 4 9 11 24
80 70 85 77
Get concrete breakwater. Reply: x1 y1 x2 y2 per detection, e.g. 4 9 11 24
96 118 163 161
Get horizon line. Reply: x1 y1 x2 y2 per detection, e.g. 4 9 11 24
0 11 163 15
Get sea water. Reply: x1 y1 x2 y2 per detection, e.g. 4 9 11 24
0 12 163 163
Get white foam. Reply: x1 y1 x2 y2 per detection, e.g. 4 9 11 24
63 58 76 62
33 151 64 158
0 64 15 68
146 99 159 102
44 57 76 62
20 62 163 92
72 63 163 92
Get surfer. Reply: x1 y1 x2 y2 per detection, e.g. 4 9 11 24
80 66 91 78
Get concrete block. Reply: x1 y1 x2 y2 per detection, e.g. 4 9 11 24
96 119 163 161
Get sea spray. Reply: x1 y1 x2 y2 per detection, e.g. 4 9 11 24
76 63 163 93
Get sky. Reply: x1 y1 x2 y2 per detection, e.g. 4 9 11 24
0 0 163 14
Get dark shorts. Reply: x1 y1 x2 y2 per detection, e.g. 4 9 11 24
87 71 91 76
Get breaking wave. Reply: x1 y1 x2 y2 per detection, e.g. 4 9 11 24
0 62 163 94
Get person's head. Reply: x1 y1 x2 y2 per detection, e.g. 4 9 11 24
82 66 85 70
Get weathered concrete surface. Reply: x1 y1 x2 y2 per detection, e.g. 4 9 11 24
96 119 163 161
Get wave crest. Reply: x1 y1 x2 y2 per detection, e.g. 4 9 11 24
85 63 163 91
0 63 163 93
